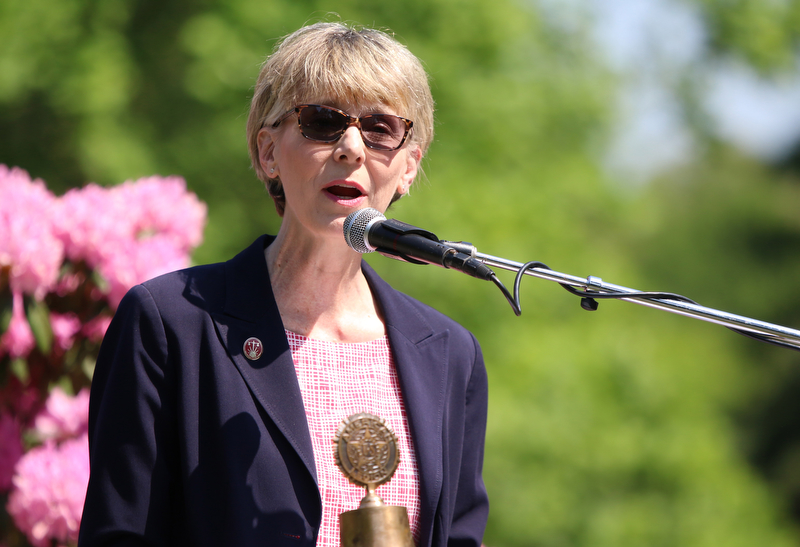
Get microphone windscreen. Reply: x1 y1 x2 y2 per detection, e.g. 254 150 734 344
343 208 386 253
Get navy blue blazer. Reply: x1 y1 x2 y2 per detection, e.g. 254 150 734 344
79 235 489 547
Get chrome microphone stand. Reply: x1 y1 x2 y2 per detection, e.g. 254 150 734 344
445 242 800 352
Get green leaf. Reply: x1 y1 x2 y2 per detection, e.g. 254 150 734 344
10 357 29 384
82 355 97 381
0 294 12 333
50 376 74 396
24 295 53 355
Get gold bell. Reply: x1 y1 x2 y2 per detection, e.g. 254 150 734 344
339 490 414 547
334 413 414 547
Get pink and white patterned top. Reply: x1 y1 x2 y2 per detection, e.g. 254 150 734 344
287 330 421 547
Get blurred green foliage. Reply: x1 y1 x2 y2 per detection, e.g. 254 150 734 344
690 0 800 71
2 0 800 545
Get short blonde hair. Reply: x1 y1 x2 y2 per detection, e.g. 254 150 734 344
246 22 434 213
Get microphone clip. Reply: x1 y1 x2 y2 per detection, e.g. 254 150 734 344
375 218 441 265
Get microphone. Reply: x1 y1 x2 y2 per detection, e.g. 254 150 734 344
343 208 495 281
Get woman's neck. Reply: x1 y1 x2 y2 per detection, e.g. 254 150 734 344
265 230 386 343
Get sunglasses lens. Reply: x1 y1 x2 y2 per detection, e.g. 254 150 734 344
296 105 410 150
298 106 345 142
360 115 407 150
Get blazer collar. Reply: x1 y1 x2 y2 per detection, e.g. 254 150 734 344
210 235 318 488
221 234 276 322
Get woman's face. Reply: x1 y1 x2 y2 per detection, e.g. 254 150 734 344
257 101 420 243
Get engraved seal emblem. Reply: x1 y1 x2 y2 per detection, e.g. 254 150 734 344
333 412 399 490
243 337 263 360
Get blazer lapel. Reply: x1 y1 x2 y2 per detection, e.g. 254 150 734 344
210 236 317 483
363 263 447 545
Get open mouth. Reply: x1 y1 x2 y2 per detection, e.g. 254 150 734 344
326 185 364 200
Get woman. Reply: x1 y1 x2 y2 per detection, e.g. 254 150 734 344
79 22 488 547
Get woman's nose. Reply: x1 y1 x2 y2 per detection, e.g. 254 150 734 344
334 126 366 163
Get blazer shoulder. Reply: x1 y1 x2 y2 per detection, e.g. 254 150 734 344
138 261 227 314
120 235 274 330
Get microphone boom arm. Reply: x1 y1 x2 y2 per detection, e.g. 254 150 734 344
444 242 800 351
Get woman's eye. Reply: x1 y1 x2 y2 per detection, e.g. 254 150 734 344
364 118 394 135
310 117 341 130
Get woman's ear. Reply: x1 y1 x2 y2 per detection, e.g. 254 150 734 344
397 145 422 195
257 128 278 178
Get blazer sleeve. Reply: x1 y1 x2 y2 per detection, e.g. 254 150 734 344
448 333 490 547
79 284 179 547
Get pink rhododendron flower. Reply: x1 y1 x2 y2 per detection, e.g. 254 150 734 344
53 271 82 297
0 412 23 491
50 312 82 352
6 434 90 547
33 388 90 442
0 292 35 359
55 183 132 268
53 175 206 307
100 234 190 307
0 166 206 545
81 315 112 343
118 175 207 250
0 165 64 298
